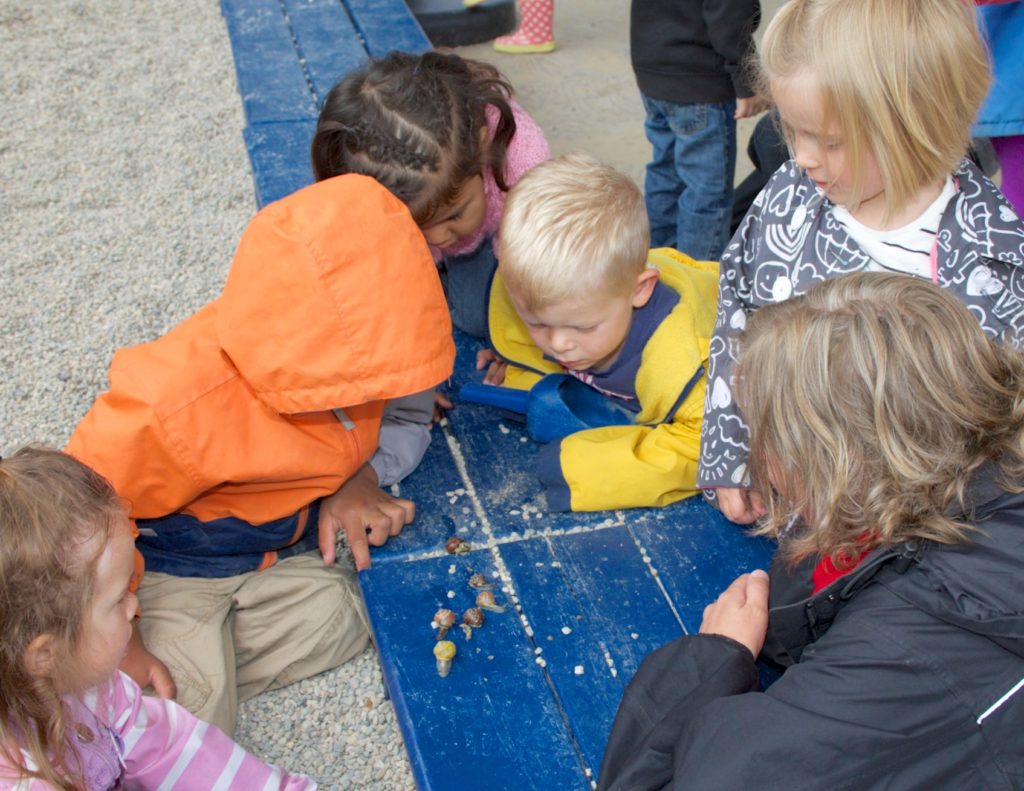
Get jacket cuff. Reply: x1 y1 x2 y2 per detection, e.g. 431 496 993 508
537 439 571 512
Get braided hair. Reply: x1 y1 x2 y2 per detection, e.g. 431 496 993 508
311 51 517 225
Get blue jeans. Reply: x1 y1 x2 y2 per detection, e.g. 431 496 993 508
641 95 736 261
439 237 498 340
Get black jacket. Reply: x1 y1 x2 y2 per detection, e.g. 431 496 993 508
630 0 761 104
599 468 1024 789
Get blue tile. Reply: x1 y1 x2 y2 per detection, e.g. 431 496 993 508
360 552 591 791
221 0 318 123
341 0 432 56
243 120 316 207
281 0 368 103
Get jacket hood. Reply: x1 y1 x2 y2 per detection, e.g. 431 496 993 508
765 465 1024 666
214 174 454 414
901 469 1024 658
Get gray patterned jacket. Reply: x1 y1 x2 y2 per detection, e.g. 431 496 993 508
697 158 1024 490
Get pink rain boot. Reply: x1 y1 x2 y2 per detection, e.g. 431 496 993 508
494 0 555 53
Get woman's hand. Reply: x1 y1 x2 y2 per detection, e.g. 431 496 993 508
699 570 770 658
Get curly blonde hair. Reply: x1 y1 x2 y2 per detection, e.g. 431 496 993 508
735 273 1024 566
0 446 122 789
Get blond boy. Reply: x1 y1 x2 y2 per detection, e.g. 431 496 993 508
483 154 719 511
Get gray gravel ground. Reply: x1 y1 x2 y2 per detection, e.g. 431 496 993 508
0 1 411 788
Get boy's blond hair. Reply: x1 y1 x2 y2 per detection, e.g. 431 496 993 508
758 0 991 218
498 154 650 310
736 273 1024 568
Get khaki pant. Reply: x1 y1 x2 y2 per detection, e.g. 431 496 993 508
136 552 370 735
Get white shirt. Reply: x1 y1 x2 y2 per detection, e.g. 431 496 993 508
833 177 956 280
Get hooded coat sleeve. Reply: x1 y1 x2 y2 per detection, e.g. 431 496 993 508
599 586 1021 790
696 174 772 491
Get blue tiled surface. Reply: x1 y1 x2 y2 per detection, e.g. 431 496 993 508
221 5 775 788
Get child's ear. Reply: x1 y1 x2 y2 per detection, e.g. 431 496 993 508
22 634 58 679
631 267 660 308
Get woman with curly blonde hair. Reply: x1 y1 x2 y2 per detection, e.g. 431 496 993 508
600 273 1024 790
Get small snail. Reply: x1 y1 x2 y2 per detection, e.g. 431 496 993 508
445 536 470 555
475 590 506 613
468 573 492 590
460 606 484 640
433 608 457 640
434 640 457 677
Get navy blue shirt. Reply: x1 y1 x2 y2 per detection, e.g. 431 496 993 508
552 281 679 413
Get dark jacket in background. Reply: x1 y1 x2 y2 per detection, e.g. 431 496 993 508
630 0 761 104
598 466 1024 789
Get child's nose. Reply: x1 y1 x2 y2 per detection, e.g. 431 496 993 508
549 329 575 353
793 139 818 171
423 225 452 248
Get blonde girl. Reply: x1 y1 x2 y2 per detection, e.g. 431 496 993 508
311 50 550 340
599 273 1024 789
697 0 1024 523
0 447 313 790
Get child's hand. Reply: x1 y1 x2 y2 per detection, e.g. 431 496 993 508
433 390 453 422
735 95 769 120
714 486 767 524
121 628 177 699
699 570 770 659
476 348 508 385
318 463 416 570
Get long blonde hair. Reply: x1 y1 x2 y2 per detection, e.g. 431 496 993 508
0 446 122 789
758 0 991 219
735 273 1024 565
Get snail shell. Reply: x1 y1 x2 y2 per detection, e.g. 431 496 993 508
475 590 506 613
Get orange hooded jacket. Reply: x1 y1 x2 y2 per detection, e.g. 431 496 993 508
66 175 454 579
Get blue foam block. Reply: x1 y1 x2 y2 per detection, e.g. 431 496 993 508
281 0 369 104
341 0 432 56
360 551 591 791
243 120 316 207
220 0 318 123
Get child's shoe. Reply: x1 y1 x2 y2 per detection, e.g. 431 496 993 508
494 0 555 53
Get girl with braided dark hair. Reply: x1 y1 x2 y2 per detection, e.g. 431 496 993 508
312 51 550 339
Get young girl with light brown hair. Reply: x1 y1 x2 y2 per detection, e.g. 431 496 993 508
698 0 1024 524
599 272 1024 789
0 446 314 790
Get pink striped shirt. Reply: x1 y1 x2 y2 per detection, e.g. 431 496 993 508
1 671 315 790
